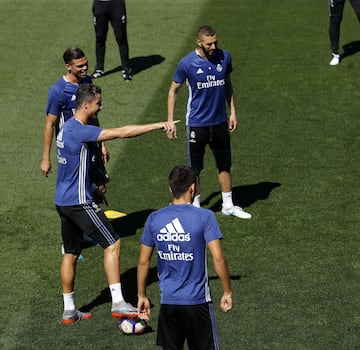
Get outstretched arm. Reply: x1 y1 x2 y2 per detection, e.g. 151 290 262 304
208 239 233 312
97 121 179 142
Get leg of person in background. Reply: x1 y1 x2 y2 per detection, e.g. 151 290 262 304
110 0 132 80
329 0 345 65
218 171 252 219
92 0 110 78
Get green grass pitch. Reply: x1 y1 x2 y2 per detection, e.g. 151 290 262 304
1 0 360 349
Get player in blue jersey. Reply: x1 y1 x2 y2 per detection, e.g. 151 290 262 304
137 165 232 349
41 47 109 188
42 47 92 176
57 83 178 324
167 25 251 219
41 47 109 256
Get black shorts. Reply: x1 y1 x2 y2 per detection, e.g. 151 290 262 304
186 123 231 173
156 303 220 350
56 203 119 256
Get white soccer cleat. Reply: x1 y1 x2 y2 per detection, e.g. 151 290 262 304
111 301 138 319
329 53 340 66
62 309 93 324
221 205 252 219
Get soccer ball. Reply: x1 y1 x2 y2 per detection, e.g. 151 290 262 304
119 318 148 335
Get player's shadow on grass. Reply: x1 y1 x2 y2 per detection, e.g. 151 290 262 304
80 266 158 312
110 209 155 238
201 181 281 212
100 55 165 78
121 266 159 306
209 274 242 282
341 40 360 61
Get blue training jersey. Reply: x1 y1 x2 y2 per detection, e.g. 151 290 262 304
55 118 102 206
173 49 233 127
141 203 223 305
45 76 92 135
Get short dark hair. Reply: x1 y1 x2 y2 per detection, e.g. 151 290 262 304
169 165 198 199
63 47 86 64
76 83 102 106
197 25 216 38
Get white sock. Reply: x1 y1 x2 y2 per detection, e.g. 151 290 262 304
222 191 234 209
192 194 201 208
109 283 124 304
63 292 75 311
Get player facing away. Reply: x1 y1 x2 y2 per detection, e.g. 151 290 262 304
56 83 178 324
167 25 251 219
137 165 233 349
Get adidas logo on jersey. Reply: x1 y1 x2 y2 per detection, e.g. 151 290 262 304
196 68 204 74
157 218 190 242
